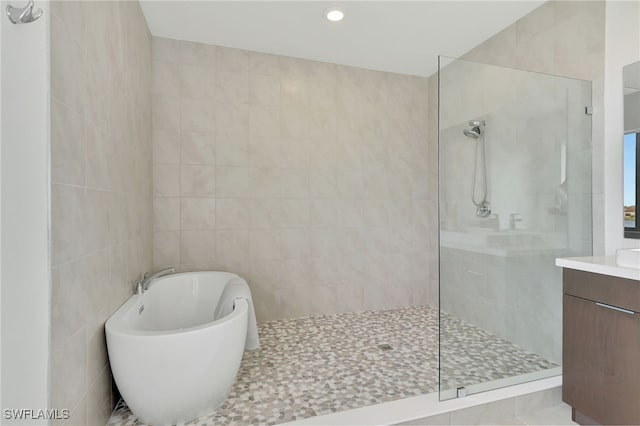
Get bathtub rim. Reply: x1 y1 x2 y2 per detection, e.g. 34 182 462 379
107 296 248 338
106 271 248 338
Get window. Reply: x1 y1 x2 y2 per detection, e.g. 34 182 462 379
624 132 640 238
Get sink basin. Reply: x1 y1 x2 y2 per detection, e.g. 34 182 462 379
616 248 640 268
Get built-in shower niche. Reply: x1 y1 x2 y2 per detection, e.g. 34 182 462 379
438 56 592 399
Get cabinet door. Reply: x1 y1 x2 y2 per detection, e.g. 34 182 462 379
563 294 640 425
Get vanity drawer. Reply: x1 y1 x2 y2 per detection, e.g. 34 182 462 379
563 269 640 313
563 293 640 425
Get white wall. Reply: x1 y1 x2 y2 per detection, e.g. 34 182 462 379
1 1 3 413
624 91 640 132
602 0 640 255
0 1 51 423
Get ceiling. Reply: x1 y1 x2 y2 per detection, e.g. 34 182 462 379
140 1 545 77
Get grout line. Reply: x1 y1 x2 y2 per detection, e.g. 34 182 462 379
52 241 131 269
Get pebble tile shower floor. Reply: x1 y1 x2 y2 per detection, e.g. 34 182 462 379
107 305 557 426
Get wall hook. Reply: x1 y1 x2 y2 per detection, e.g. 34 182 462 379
6 0 42 24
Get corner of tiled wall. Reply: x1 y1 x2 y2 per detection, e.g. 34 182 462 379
50 1 152 424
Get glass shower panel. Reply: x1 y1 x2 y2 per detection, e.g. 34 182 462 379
438 56 592 399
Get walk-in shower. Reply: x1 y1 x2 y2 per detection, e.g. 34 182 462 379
463 120 491 218
438 56 593 400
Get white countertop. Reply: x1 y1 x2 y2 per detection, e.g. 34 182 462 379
556 256 640 281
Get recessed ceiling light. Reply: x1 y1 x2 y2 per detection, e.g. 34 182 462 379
325 8 344 22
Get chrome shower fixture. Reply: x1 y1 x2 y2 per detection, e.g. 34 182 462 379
476 200 491 218
463 120 486 139
6 0 42 24
463 120 490 217
463 127 481 139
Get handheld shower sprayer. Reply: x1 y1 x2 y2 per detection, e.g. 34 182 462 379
463 120 491 218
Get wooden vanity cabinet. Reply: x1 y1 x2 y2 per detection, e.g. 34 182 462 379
563 269 640 425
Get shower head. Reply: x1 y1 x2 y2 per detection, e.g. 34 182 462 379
463 120 486 139
463 127 481 139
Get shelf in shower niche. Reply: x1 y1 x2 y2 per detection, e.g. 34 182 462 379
548 206 567 215
440 230 567 257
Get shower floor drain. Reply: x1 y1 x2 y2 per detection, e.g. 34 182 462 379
378 344 393 351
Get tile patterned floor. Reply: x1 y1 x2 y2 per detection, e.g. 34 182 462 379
108 305 557 426
439 313 558 390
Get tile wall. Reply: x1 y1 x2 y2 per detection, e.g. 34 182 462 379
50 1 152 424
460 0 606 253
435 0 604 364
150 38 437 320
46 3 608 423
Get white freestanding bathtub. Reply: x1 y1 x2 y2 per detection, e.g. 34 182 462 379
106 271 256 425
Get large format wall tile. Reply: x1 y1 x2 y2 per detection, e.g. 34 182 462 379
439 1 603 364
151 38 436 320
50 1 152 424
